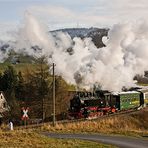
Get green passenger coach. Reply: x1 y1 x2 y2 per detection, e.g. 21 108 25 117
119 91 140 110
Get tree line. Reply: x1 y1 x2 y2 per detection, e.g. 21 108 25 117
0 57 75 123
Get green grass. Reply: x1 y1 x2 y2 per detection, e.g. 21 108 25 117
0 130 116 148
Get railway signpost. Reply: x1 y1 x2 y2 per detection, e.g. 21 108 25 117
21 107 29 128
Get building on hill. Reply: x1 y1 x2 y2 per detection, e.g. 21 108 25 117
0 91 9 113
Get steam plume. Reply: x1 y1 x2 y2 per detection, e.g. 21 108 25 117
1 13 148 91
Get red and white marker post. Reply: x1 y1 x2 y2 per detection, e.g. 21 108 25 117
21 107 29 128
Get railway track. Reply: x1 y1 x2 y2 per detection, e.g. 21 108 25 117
14 107 147 130
56 107 141 124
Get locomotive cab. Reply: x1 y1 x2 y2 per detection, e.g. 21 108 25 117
70 94 81 112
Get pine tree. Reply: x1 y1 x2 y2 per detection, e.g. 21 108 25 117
1 65 21 120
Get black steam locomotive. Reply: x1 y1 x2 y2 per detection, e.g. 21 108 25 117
68 88 148 119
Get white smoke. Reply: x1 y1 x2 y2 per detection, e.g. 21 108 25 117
15 12 55 57
75 22 148 91
1 12 148 91
0 23 17 62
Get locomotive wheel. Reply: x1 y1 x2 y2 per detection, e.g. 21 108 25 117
97 111 103 116
111 108 116 113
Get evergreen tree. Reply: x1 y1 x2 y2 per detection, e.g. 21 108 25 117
2 65 18 97
0 72 3 91
23 56 52 119
15 71 25 101
1 65 21 120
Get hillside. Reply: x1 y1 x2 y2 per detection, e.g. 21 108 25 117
51 27 109 48
0 27 148 84
0 27 109 56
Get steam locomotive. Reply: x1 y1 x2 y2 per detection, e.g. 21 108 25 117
68 88 148 119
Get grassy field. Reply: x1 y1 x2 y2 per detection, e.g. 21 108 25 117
0 108 147 148
0 130 116 148
0 63 39 73
43 108 148 137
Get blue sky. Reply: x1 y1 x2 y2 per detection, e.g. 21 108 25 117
0 0 52 22
0 0 148 33
0 0 96 22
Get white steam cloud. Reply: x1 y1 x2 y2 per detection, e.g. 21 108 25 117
1 12 148 91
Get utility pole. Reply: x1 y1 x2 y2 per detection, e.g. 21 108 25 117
52 63 56 126
42 97 45 122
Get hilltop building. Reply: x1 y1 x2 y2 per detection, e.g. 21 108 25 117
0 91 9 114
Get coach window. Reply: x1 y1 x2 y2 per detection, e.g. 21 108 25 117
80 93 83 97
3 102 6 108
128 98 130 102
126 98 128 102
123 99 126 103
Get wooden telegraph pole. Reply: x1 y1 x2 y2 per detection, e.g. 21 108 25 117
53 63 56 126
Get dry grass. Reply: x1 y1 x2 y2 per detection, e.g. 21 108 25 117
43 108 148 137
0 109 147 147
0 129 116 148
